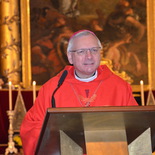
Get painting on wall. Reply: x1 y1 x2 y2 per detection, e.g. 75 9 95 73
29 0 147 85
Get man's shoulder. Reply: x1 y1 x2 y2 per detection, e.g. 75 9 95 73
99 65 130 87
42 65 74 87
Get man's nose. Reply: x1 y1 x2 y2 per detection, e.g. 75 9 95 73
85 50 92 59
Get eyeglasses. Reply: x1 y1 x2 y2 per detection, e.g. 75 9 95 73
69 47 101 55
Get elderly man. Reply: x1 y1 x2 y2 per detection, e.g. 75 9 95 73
20 30 138 155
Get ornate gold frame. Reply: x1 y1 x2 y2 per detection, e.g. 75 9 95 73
21 0 31 88
21 0 155 91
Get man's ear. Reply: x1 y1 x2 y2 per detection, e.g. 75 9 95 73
67 52 73 64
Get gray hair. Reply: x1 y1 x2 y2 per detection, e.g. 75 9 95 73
67 30 102 52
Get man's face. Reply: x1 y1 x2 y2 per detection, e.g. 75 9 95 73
67 34 101 78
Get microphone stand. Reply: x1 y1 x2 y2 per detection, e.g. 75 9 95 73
51 70 68 108
51 87 59 108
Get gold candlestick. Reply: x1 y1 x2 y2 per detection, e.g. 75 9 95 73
5 110 18 155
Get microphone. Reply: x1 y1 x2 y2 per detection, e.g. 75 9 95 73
51 70 68 108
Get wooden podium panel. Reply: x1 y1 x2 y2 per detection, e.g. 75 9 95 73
35 106 155 155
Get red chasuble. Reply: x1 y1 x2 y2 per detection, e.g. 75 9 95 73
20 65 138 155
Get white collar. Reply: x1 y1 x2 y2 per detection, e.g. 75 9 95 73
74 70 97 82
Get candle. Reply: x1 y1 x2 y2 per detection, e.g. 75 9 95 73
33 81 36 103
140 80 145 106
9 81 12 110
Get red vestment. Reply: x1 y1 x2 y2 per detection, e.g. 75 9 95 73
20 65 138 155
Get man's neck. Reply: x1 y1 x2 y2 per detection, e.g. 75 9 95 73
74 71 97 82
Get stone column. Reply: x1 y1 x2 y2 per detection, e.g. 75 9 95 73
0 0 21 85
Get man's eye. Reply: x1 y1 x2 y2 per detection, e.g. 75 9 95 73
92 48 98 52
77 50 85 54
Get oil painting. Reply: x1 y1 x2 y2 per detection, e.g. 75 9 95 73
29 0 147 85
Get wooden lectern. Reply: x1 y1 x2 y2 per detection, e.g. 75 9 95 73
35 106 155 155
